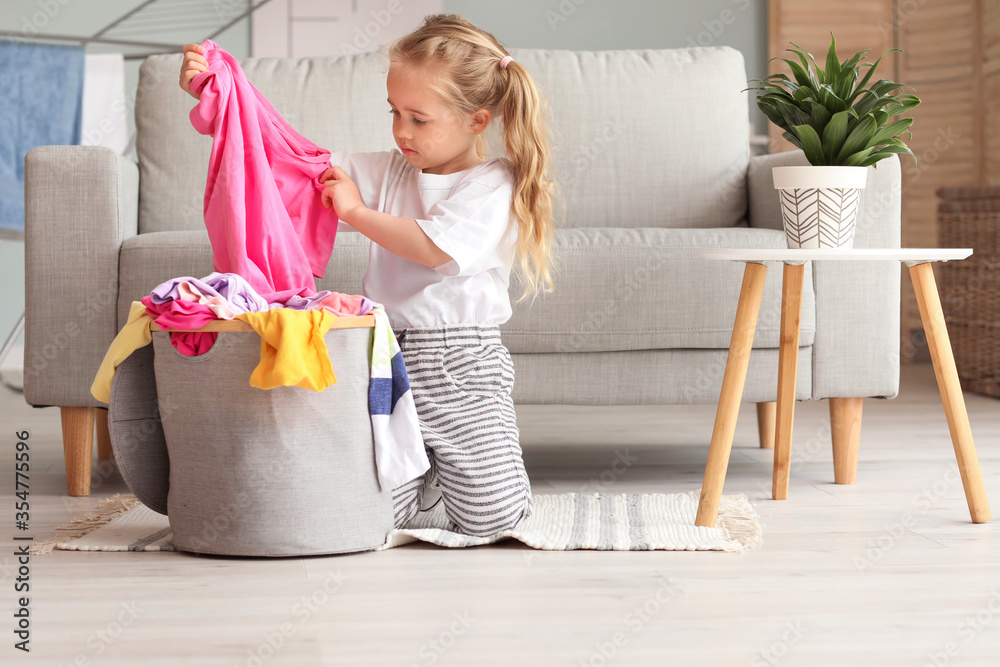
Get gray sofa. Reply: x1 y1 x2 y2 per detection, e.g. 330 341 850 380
24 46 900 495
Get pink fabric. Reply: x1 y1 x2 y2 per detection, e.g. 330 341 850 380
177 281 240 320
189 39 338 303
141 296 219 356
281 291 375 316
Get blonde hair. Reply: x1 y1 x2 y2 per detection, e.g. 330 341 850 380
387 14 555 299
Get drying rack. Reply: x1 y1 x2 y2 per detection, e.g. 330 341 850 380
0 0 273 60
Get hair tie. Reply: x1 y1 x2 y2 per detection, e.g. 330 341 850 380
499 55 513 70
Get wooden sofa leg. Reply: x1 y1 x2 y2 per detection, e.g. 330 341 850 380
756 402 776 449
60 407 95 496
95 408 113 459
830 397 864 484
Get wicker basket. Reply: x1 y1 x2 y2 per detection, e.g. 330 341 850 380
936 187 1000 398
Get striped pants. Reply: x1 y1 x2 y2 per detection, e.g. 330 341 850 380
390 325 532 537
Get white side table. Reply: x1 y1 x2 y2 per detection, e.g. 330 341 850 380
694 248 991 526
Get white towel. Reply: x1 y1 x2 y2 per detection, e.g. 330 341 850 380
368 306 429 490
82 53 129 154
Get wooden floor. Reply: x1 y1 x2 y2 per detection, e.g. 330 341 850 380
2 363 999 666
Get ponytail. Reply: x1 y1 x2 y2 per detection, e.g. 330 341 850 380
387 14 556 300
498 60 555 300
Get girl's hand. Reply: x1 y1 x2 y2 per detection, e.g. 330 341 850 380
180 43 208 99
321 166 365 221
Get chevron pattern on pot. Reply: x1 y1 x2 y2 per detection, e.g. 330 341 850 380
778 187 862 248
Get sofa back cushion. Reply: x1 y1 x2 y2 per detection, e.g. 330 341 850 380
510 47 749 229
135 46 749 234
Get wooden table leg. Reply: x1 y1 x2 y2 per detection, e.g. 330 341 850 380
60 406 95 496
696 262 768 527
909 262 991 523
772 263 804 500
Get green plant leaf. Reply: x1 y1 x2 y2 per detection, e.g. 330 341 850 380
822 110 852 162
781 130 803 151
840 48 872 72
772 97 813 130
835 114 877 164
780 58 813 87
819 85 849 113
848 49 899 104
808 101 832 129
842 146 875 166
793 85 815 103
792 123 826 165
825 33 841 82
788 42 824 85
757 100 788 128
870 80 909 96
833 67 858 102
867 117 914 147
859 144 915 166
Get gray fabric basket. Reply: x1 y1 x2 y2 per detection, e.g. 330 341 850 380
110 323 393 557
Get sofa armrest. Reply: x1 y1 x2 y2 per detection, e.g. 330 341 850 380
748 150 902 400
24 146 139 408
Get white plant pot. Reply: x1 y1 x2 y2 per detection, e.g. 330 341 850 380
773 166 868 249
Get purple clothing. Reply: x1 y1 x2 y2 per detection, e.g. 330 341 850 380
200 272 269 312
281 291 375 316
148 275 223 305
149 273 269 313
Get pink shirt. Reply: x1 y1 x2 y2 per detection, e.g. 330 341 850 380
189 40 337 303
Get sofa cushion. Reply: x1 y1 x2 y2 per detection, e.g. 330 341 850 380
501 227 816 354
512 47 750 230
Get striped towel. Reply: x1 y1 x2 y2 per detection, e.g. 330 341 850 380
369 306 428 490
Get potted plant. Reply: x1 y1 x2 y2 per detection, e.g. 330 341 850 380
748 34 921 248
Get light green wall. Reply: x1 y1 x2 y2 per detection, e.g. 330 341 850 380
0 0 767 342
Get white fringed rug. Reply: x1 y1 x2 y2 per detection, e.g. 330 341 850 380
32 491 762 555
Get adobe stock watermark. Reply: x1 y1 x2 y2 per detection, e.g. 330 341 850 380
904 126 960 184
854 464 962 573
566 117 627 184
578 449 639 494
750 620 808 666
546 0 589 32
750 416 832 500
7 0 75 43
237 569 350 667
213 0 250 21
55 601 143 667
407 611 476 667
686 0 754 48
579 577 684 667
559 249 665 353
923 587 1000 667
338 0 406 55
878 0 930 36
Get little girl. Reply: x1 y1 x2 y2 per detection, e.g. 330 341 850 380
180 14 555 537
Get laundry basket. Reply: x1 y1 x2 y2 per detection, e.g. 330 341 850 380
111 315 393 557
937 187 1000 398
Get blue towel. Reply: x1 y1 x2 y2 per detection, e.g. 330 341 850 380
0 41 84 235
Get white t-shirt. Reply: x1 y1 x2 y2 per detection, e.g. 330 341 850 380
330 150 517 329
